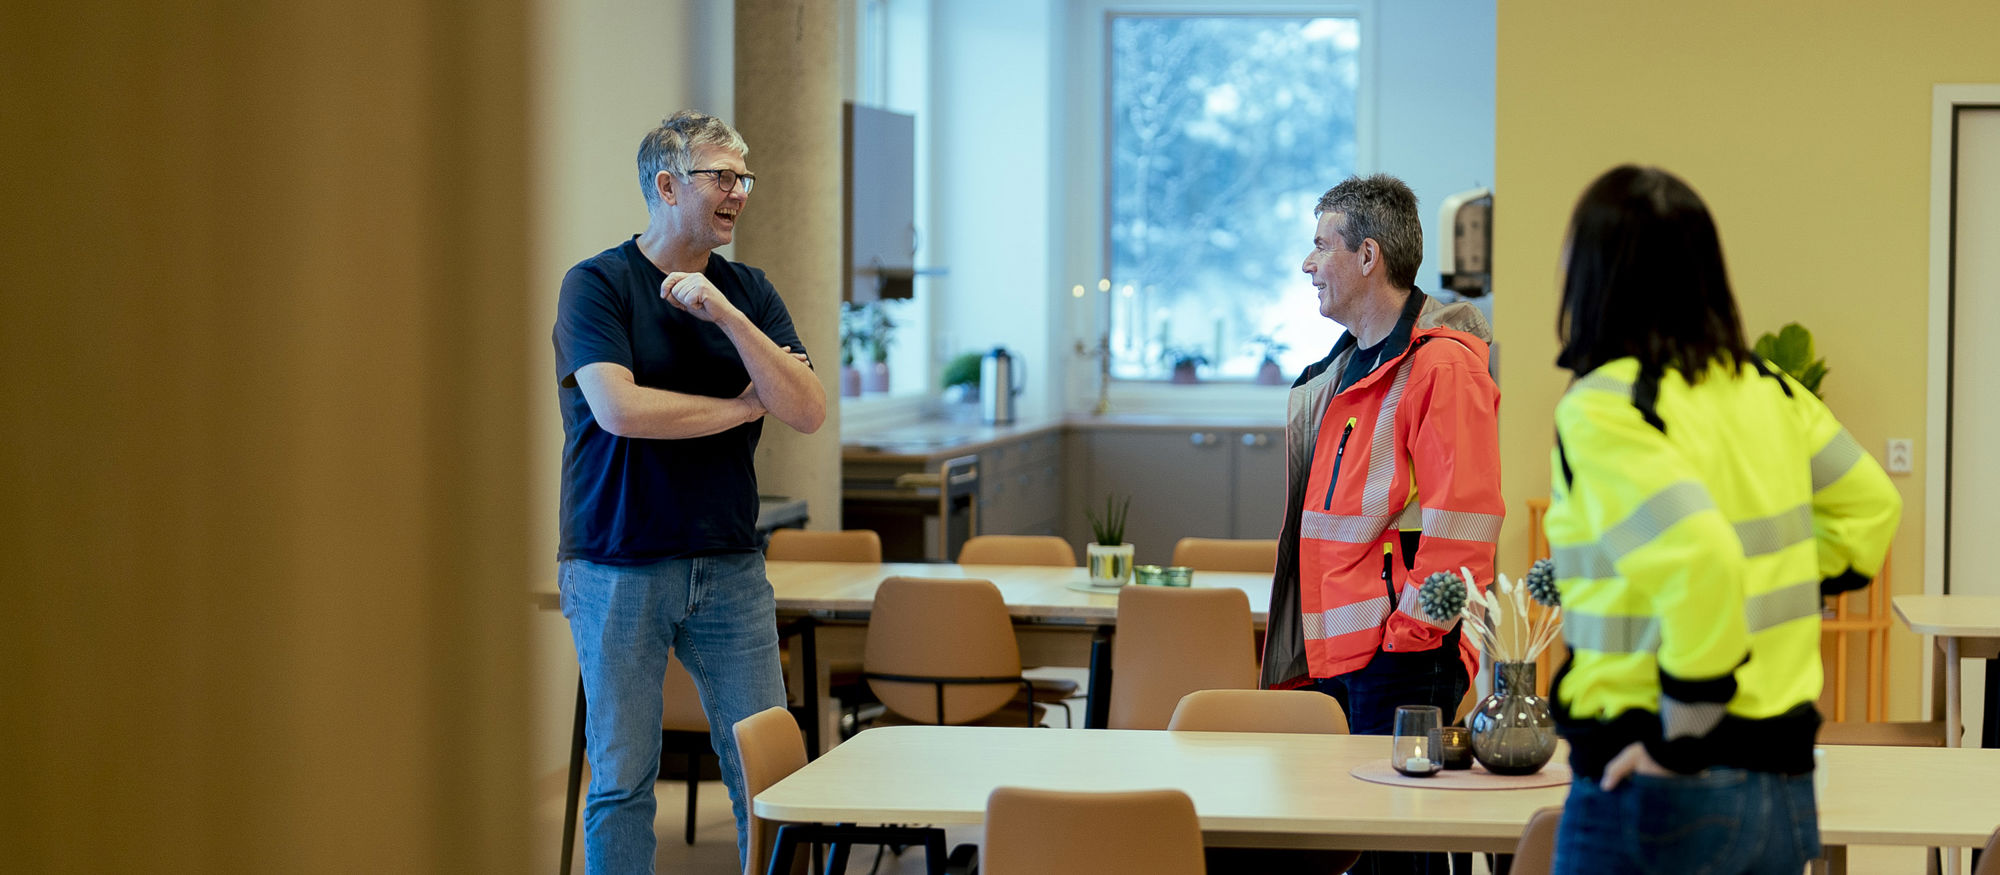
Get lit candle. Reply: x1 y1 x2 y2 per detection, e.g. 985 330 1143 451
1404 756 1433 773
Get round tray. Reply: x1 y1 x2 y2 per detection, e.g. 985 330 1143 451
1349 758 1570 790
1064 580 1130 595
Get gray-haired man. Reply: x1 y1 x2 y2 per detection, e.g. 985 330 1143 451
553 110 825 873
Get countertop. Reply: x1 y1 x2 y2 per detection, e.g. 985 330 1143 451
842 412 1285 462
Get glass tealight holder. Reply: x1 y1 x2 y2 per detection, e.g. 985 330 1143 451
1436 725 1473 770
1133 565 1167 586
1163 566 1194 587
1391 705 1443 777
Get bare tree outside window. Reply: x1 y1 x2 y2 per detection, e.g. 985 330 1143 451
1108 15 1359 381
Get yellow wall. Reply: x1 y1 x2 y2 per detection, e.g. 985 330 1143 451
1495 1 2000 720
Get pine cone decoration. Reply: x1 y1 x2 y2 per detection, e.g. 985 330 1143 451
1417 571 1467 621
1524 558 1560 607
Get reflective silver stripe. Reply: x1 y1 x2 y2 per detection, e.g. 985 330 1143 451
1396 582 1458 630
1360 359 1415 517
1301 596 1393 640
1745 579 1821 632
1562 611 1662 653
1422 508 1503 543
1395 501 1422 529
1811 430 1865 492
1571 372 1631 396
1552 480 1717 579
1301 510 1391 544
1733 505 1813 557
1660 694 1727 740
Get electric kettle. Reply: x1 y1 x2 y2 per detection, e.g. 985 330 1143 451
979 346 1026 425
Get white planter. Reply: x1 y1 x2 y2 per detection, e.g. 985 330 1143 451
1087 543 1135 587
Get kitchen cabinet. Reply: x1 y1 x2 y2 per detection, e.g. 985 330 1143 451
1066 426 1285 566
977 431 1064 541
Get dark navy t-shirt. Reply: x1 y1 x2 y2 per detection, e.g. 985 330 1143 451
553 238 806 563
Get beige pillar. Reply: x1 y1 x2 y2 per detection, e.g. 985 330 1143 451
734 0 845 530
0 2 532 872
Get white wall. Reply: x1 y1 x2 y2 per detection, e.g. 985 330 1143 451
1376 0 1497 296
927 0 1060 420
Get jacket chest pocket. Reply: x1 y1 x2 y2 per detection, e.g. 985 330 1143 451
1323 417 1358 510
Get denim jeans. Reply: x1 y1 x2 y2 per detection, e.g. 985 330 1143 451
1554 768 1820 875
1313 642 1469 875
559 553 788 875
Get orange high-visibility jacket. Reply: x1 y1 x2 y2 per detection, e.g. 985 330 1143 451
1262 292 1503 688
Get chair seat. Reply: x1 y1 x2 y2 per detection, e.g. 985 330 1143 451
869 694 1048 728
1028 677 1079 701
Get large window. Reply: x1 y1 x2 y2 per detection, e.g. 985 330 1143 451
1106 15 1359 381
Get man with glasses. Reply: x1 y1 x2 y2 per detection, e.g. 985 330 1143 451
552 110 824 873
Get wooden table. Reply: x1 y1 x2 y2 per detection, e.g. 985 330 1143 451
756 726 2000 869
1892 594 2000 748
768 560 1272 745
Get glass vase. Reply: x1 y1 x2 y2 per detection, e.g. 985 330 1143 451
1468 661 1557 775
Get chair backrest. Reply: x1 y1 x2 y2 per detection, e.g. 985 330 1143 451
864 576 1021 724
661 651 709 732
1167 689 1347 734
1109 585 1257 730
731 706 809 875
958 534 1076 567
1976 825 2000 875
1169 537 1278 574
766 528 882 563
984 787 1205 875
1509 806 1563 875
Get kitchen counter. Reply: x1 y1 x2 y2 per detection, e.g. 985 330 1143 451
841 412 1283 462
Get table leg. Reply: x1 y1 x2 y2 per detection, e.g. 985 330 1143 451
561 674 585 875
1947 637 1962 748
1812 844 1845 875
1984 655 1999 749
799 619 821 760
1085 625 1114 729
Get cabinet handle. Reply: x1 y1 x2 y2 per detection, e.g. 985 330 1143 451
1241 433 1270 448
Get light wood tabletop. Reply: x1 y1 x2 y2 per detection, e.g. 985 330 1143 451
756 725 2000 855
764 560 1272 623
1892 594 2000 750
1893 594 2000 639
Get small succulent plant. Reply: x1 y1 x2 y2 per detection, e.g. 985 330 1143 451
1524 558 1560 607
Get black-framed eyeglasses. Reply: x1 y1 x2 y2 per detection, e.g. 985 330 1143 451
687 168 756 194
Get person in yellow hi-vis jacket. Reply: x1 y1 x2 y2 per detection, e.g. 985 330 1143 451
1543 166 1900 875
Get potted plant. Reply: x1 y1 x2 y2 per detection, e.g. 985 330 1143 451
1247 333 1291 386
1084 493 1134 587
1753 322 1828 397
940 351 982 404
838 302 866 397
1161 346 1209 384
863 301 897 393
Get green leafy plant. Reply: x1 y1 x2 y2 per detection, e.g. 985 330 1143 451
1753 322 1828 398
1085 493 1131 547
1160 345 1210 370
1246 333 1290 364
940 351 982 390
865 301 897 364
838 302 867 367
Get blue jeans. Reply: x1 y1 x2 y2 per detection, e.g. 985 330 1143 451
1313 643 1468 875
1554 769 1820 875
559 553 788 875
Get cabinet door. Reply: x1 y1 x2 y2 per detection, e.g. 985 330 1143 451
1084 429 1231 566
1231 429 1286 540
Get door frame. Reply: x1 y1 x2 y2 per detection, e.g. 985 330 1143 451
1925 84 2000 601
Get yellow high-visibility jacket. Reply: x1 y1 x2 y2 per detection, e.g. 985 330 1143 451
1545 357 1899 777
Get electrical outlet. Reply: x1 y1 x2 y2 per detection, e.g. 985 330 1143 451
1886 438 1914 475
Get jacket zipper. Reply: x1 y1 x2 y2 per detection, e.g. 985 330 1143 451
1322 417 1358 510
1380 543 1397 604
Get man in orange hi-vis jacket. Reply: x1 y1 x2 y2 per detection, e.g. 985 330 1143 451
1262 174 1503 875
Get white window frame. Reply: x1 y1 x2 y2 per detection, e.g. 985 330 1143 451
1056 0 1377 415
